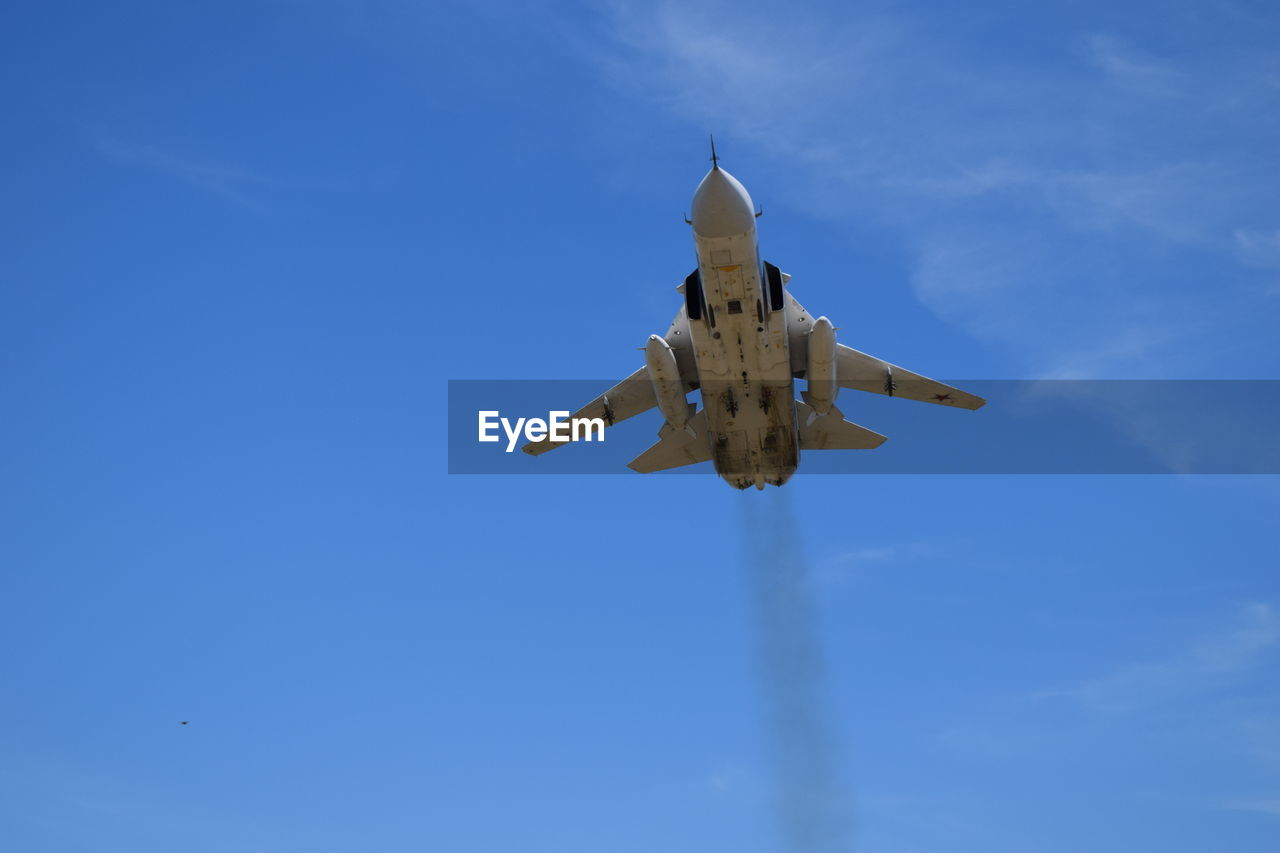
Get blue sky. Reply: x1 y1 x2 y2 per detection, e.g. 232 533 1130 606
2 1 1279 851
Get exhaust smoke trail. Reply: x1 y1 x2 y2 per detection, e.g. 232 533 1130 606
741 488 853 853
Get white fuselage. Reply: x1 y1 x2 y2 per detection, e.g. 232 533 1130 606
687 168 798 489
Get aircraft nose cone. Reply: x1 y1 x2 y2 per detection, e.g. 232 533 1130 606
690 167 756 238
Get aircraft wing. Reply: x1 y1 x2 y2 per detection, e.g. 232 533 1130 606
837 344 985 410
795 399 887 449
522 367 658 456
628 410 711 472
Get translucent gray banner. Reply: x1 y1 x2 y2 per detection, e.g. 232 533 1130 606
447 380 1280 474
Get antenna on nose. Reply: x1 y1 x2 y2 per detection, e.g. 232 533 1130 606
709 134 719 169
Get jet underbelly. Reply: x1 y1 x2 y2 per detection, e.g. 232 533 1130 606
688 237 798 489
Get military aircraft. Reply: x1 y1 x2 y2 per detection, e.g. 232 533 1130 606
523 142 984 489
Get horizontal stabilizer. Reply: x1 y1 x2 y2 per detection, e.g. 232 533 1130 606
628 410 711 473
796 398 887 450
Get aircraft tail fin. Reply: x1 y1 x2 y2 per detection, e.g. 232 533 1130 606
628 409 712 473
795 398 887 450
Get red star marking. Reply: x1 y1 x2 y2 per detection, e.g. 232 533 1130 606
933 393 952 402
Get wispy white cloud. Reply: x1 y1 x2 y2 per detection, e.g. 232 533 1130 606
1221 796 1280 816
1085 34 1188 96
1 759 280 848
585 1 1280 376
813 541 938 588
1235 228 1280 270
92 134 370 204
1034 602 1280 712
701 763 768 802
826 542 937 567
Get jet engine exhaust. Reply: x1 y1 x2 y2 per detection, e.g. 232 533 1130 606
740 490 853 852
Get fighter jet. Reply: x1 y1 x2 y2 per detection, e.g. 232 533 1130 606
523 142 984 490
